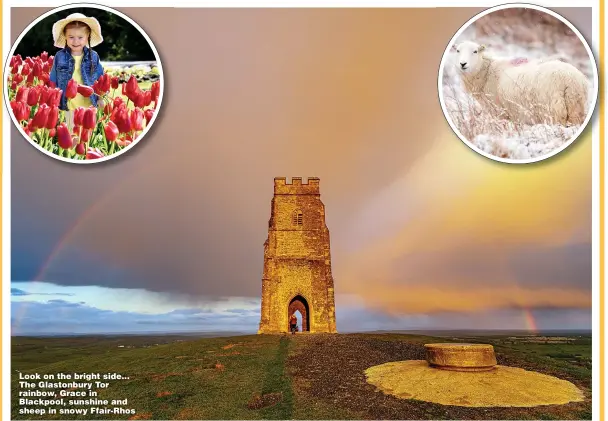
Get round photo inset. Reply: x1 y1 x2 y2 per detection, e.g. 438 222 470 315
438 4 598 164
4 4 164 163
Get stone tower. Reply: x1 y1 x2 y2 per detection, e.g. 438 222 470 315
258 177 337 334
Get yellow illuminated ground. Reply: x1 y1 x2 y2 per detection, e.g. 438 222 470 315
364 360 584 407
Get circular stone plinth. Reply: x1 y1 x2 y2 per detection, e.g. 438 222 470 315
364 360 584 408
425 343 497 372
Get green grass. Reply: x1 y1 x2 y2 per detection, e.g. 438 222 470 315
484 337 592 383
12 335 324 420
12 335 193 371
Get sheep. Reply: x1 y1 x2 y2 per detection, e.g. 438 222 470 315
452 41 590 126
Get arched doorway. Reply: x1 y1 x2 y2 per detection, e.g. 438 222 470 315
288 295 310 332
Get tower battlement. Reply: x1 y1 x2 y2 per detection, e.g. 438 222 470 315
274 177 320 195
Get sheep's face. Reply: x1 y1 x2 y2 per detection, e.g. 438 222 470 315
454 41 485 74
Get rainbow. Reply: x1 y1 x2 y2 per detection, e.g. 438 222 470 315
12 158 168 332
522 307 539 334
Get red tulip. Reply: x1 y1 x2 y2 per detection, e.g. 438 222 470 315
75 142 86 155
82 107 97 130
144 108 155 125
41 51 49 62
10 101 30 121
113 96 124 108
10 81 17 90
9 100 19 118
48 88 62 107
13 73 23 84
11 64 19 74
143 90 152 107
26 73 35 86
25 57 34 68
38 86 51 105
21 63 30 76
110 103 122 124
65 79 78 99
73 107 86 126
81 128 92 143
32 103 50 129
16 86 29 102
42 62 50 73
49 128 56 138
96 73 111 93
151 81 160 104
57 123 72 149
45 106 59 129
125 75 139 100
26 87 39 106
39 73 50 84
32 62 41 77
104 121 119 141
77 85 94 98
114 107 131 133
27 118 35 132
130 108 144 131
133 91 146 108
103 100 113 115
92 80 102 96
20 104 31 122
111 76 119 90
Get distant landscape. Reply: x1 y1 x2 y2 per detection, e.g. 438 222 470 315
11 328 592 337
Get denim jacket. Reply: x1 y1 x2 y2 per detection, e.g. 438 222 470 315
49 46 104 110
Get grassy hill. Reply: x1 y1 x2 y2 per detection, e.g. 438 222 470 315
11 333 591 420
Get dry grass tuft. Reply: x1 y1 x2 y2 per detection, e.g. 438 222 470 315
149 372 183 381
474 9 585 56
156 391 173 398
247 392 284 410
442 80 576 159
128 412 153 420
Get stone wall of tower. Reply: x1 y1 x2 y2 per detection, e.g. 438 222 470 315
258 177 337 334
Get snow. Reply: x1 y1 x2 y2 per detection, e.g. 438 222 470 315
441 14 595 161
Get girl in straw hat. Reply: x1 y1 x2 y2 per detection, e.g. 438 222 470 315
49 12 105 118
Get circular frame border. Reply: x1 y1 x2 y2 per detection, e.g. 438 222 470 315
3 2 165 164
437 2 599 165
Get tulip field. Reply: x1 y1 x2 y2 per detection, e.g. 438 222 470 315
7 52 161 161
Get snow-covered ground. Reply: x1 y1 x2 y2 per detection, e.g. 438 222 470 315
441 14 595 161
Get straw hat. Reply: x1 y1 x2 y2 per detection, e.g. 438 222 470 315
52 13 103 48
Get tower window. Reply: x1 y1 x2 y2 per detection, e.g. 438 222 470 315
292 210 303 226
